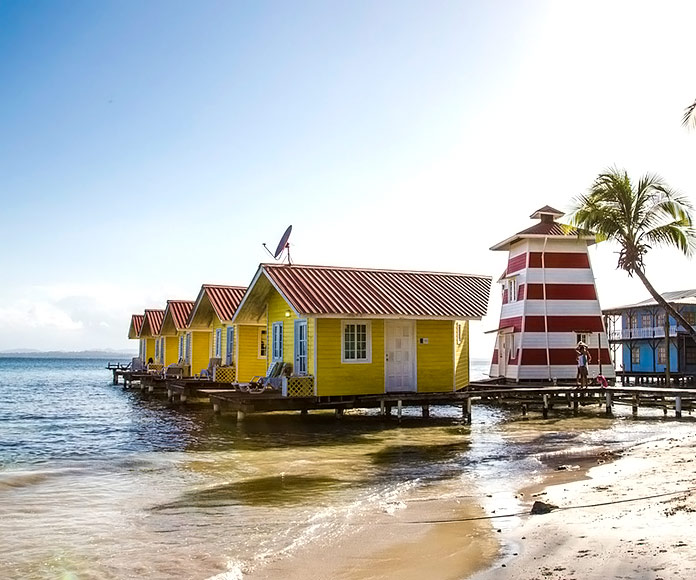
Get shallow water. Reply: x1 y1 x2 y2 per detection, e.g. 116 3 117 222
0 358 693 579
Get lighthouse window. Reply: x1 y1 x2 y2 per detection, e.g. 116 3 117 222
506 278 518 303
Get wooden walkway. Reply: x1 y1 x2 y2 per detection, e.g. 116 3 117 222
108 369 696 422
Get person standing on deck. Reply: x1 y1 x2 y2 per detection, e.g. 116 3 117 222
576 342 591 388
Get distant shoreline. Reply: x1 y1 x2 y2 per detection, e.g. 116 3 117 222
0 351 135 359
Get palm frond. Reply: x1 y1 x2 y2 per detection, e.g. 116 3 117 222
682 99 696 129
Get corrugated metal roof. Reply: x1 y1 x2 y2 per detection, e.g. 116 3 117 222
603 289 696 314
142 309 165 336
129 314 144 339
262 264 491 318
491 206 594 251
166 300 194 330
202 285 247 322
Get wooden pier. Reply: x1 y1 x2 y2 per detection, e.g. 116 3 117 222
109 369 696 422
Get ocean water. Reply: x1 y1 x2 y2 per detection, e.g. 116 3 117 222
0 357 693 579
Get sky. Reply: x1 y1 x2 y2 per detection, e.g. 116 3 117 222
1 0 696 356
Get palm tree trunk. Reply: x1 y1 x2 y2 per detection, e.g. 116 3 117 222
634 268 696 344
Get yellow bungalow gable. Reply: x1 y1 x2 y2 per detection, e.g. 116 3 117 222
232 264 491 396
187 284 263 381
160 300 194 367
139 309 165 365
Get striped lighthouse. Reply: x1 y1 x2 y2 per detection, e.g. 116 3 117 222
489 206 614 382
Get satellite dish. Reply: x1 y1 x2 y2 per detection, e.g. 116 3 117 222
262 225 293 264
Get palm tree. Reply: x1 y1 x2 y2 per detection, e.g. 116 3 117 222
683 99 696 129
569 168 696 343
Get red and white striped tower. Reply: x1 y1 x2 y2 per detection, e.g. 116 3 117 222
489 206 614 382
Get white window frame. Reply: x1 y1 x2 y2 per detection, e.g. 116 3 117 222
214 328 222 358
507 278 518 303
258 328 267 359
185 332 192 364
294 319 308 375
226 326 235 365
341 320 372 364
178 335 184 362
272 321 283 362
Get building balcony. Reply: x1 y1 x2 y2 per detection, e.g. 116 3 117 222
609 326 680 340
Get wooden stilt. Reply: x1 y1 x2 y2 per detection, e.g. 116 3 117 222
421 405 430 418
213 403 220 414
675 396 682 418
237 410 245 422
463 397 472 424
380 400 385 416
335 408 344 419
605 391 613 415
397 400 403 421
632 394 639 417
542 394 549 418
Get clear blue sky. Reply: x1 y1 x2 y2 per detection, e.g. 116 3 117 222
2 1 696 354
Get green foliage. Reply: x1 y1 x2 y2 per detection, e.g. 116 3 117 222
569 168 696 276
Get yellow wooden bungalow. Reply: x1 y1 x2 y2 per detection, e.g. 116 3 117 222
138 309 165 369
127 314 145 366
232 264 492 396
159 300 194 367
187 284 266 381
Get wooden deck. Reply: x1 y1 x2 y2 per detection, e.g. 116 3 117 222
109 369 696 422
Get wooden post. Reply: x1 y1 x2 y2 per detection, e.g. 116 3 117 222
665 314 671 386
605 391 613 415
632 394 639 417
397 400 403 422
300 409 308 416
213 403 221 414
542 394 549 418
463 397 472 424
237 410 245 422
380 400 385 416
335 407 344 419
167 389 173 402
180 393 187 404
112 371 118 385
521 403 528 416
148 385 154 393
675 396 682 418
421 405 430 418
573 392 579 416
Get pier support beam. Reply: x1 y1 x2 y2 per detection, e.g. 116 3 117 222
632 394 639 417
573 393 579 416
421 405 430 418
675 396 682 418
397 400 403 422
605 391 613 416
463 397 472 424
180 393 187 404
380 400 386 416
148 385 154 393
112 371 118 385
237 410 245 422
167 389 173 402
213 403 221 414
542 394 549 418
335 408 344 419
521 403 528 417
300 409 308 416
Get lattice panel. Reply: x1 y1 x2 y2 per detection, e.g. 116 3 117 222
148 364 164 372
214 365 236 383
286 376 314 397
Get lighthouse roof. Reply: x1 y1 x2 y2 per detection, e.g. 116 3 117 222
491 206 595 251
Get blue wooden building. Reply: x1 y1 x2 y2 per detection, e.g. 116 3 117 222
603 290 696 376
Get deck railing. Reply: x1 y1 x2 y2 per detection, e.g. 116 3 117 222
609 325 679 340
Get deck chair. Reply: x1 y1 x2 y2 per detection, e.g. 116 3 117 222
197 358 222 380
242 362 286 392
131 357 145 372
164 361 185 379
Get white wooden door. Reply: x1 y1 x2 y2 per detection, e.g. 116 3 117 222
385 320 416 392
498 334 508 376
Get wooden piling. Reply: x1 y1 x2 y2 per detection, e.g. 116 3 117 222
675 396 682 418
542 394 549 418
605 391 613 415
421 405 430 418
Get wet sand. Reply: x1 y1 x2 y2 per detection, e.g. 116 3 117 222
472 431 696 580
245 493 499 580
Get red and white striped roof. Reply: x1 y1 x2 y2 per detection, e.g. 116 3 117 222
237 263 491 320
128 314 144 339
163 300 194 330
189 284 247 325
140 309 165 337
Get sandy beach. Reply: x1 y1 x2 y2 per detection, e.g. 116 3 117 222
472 430 696 580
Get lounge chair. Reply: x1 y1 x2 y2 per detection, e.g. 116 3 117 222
196 357 222 380
242 362 289 393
